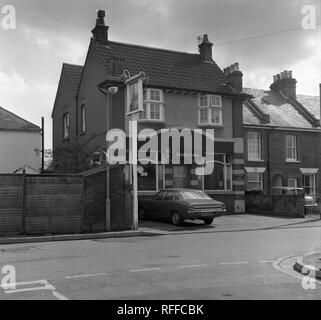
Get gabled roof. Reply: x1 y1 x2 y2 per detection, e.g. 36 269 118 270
243 88 320 129
94 41 235 94
296 94 320 119
63 63 83 93
0 106 40 131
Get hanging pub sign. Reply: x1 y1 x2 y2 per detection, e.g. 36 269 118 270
125 71 146 117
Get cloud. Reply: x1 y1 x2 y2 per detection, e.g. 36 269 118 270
21 24 86 64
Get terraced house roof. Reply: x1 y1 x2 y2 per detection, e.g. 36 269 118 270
94 41 233 94
243 88 320 129
63 63 83 93
0 106 40 131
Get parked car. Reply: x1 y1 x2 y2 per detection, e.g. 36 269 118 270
138 189 226 226
270 187 318 214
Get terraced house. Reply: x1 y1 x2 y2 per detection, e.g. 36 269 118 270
52 11 252 214
243 73 321 198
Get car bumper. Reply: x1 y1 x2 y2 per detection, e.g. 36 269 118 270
187 208 226 219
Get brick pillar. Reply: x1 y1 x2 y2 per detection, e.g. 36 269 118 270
232 138 245 213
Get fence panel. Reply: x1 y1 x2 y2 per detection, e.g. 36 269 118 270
0 175 23 235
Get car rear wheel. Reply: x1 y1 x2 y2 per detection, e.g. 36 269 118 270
138 207 147 220
171 211 182 226
203 217 214 225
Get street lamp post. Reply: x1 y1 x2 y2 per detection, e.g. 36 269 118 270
105 86 118 232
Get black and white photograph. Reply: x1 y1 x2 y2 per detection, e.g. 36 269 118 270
0 0 321 308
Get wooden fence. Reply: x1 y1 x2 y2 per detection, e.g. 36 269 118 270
0 165 133 236
0 173 82 236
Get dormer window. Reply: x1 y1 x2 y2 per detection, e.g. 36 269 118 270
139 88 164 121
198 94 222 125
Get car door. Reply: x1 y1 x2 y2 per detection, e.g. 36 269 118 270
162 191 177 220
149 191 165 218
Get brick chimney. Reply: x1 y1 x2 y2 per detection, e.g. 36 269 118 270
92 10 109 43
198 34 213 62
224 63 243 92
270 70 297 99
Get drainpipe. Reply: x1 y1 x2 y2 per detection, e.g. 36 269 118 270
41 117 45 173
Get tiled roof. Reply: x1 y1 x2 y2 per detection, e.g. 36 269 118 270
63 63 83 93
94 41 233 94
0 106 40 131
296 94 320 119
243 88 319 129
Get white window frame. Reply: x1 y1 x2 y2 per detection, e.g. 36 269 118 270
247 131 262 161
63 113 70 139
80 105 86 133
286 135 297 162
198 94 223 126
139 88 164 122
246 172 264 191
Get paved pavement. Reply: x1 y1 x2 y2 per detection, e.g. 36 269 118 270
1 213 321 300
140 213 321 234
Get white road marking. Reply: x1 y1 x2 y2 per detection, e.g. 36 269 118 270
129 268 161 272
258 260 274 263
178 264 207 268
1 279 68 300
65 272 108 279
220 261 249 265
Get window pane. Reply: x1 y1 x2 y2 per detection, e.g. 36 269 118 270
211 95 221 107
246 172 263 190
211 108 222 124
150 103 160 120
286 135 297 160
199 96 208 107
199 108 209 124
248 132 261 160
150 90 160 101
303 174 315 196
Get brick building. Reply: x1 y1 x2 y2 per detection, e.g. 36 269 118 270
243 72 321 198
52 11 252 214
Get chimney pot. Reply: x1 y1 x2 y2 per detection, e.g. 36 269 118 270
198 34 213 62
92 9 109 43
270 70 297 98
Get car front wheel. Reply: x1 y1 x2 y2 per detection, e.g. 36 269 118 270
171 211 182 226
203 217 214 225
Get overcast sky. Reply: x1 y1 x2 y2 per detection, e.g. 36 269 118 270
0 0 320 148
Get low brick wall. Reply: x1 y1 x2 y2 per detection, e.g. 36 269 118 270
82 165 133 232
245 194 305 217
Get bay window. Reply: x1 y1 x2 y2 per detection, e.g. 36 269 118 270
198 94 223 125
139 88 164 121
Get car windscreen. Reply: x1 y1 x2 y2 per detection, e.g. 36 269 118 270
179 191 212 200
